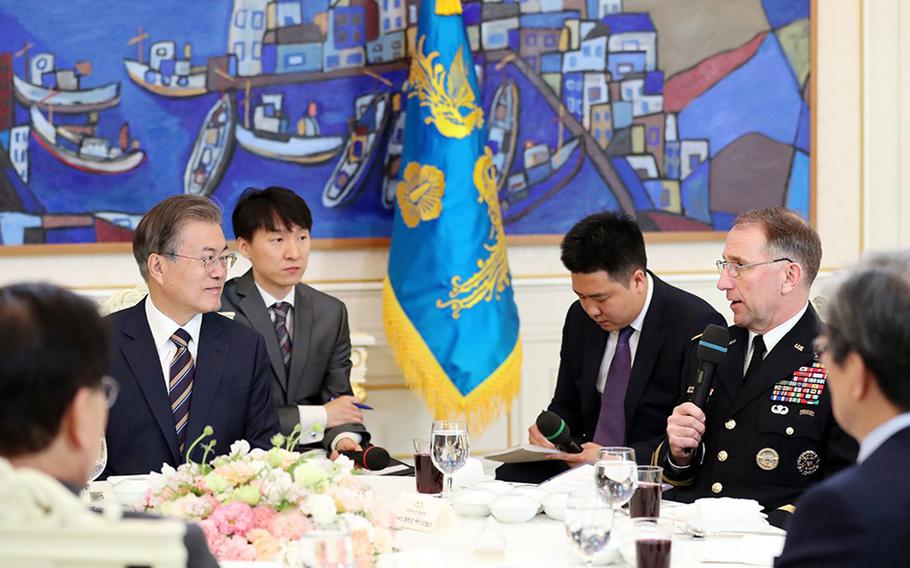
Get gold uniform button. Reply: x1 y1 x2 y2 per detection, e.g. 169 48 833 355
717 450 728 462
711 482 723 494
786 427 795 435
725 419 736 430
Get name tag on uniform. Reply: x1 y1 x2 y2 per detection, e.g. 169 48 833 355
770 362 827 405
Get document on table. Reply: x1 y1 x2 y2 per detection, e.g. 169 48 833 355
538 463 595 493
484 444 560 463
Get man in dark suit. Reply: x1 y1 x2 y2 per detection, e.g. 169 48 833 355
0 283 218 568
775 252 910 566
106 195 279 476
498 212 724 482
657 208 857 528
221 187 370 455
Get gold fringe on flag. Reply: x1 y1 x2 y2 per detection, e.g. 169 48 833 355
382 276 522 433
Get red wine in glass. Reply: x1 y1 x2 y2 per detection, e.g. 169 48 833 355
630 482 661 518
414 452 443 494
636 538 671 568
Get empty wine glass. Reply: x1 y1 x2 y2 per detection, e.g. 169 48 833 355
88 437 107 483
430 420 469 500
594 446 637 514
565 489 614 566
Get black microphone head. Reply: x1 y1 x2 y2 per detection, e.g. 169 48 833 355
361 446 390 470
536 411 565 438
697 324 730 364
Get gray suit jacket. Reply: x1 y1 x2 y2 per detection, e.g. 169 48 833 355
221 270 370 449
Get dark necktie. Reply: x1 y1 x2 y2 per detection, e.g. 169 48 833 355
593 326 634 446
271 302 292 373
169 328 195 456
744 334 766 381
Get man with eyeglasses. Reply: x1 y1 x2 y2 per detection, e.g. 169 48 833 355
0 283 218 567
104 195 280 477
775 252 910 566
655 207 857 528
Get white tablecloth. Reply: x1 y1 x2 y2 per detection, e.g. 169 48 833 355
95 475 786 568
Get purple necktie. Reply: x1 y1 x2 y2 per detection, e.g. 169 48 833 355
593 326 634 446
271 302 292 373
169 328 194 456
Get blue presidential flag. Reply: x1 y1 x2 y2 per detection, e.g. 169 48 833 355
382 0 522 428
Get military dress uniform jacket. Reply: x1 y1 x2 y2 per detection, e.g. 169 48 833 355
655 305 857 518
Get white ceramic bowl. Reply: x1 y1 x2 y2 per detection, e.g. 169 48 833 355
473 480 513 495
542 492 569 521
507 485 549 502
488 495 539 523
107 474 150 509
451 488 497 517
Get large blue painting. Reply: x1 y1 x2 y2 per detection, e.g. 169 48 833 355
0 0 811 246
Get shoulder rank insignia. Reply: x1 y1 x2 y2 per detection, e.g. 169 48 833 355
771 362 827 405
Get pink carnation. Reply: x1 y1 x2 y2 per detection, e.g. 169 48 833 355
216 535 257 561
269 510 312 540
209 501 254 536
197 519 225 555
251 505 277 530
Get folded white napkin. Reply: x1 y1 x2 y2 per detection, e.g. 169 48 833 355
687 498 780 536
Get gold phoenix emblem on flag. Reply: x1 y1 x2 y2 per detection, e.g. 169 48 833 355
437 148 512 319
408 36 484 139
397 161 445 228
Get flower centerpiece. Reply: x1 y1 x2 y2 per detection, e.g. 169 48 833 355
144 426 395 566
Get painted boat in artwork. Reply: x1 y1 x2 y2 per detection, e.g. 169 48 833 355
14 74 120 113
184 93 236 196
322 92 390 208
380 107 405 210
29 106 145 174
235 94 343 164
123 59 207 97
501 136 584 223
486 80 519 192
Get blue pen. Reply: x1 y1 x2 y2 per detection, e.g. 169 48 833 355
354 402 374 410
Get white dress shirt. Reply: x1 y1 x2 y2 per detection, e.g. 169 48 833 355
596 273 654 393
145 297 202 392
858 412 910 463
744 303 809 376
255 283 361 451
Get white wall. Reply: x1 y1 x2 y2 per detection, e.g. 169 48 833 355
1 0 901 458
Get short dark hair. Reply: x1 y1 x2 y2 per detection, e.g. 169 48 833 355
232 186 313 242
824 252 910 411
734 208 822 286
560 211 647 282
133 195 222 280
0 283 110 456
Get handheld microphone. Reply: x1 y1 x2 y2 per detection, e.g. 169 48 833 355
340 446 390 470
688 324 730 409
536 411 583 454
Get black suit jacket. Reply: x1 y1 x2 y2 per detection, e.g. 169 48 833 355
658 305 858 518
221 270 370 449
104 300 280 476
774 425 910 567
498 273 723 482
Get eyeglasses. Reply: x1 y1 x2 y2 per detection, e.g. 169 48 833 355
715 257 793 278
160 252 237 273
98 375 119 408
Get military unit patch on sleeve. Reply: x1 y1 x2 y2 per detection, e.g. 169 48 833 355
771 362 827 405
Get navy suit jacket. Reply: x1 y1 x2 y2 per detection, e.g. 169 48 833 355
775 425 910 567
104 300 280 476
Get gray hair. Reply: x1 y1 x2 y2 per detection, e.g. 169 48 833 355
734 208 822 286
824 251 910 410
132 195 222 281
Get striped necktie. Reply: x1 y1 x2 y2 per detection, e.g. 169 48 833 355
271 302 292 373
169 328 195 456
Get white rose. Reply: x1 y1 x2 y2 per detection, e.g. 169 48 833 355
229 439 251 457
307 493 338 525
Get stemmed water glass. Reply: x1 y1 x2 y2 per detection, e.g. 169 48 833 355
430 420 469 500
594 446 637 515
565 489 614 566
88 438 107 483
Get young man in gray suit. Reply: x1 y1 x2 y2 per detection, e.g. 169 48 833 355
221 186 370 456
